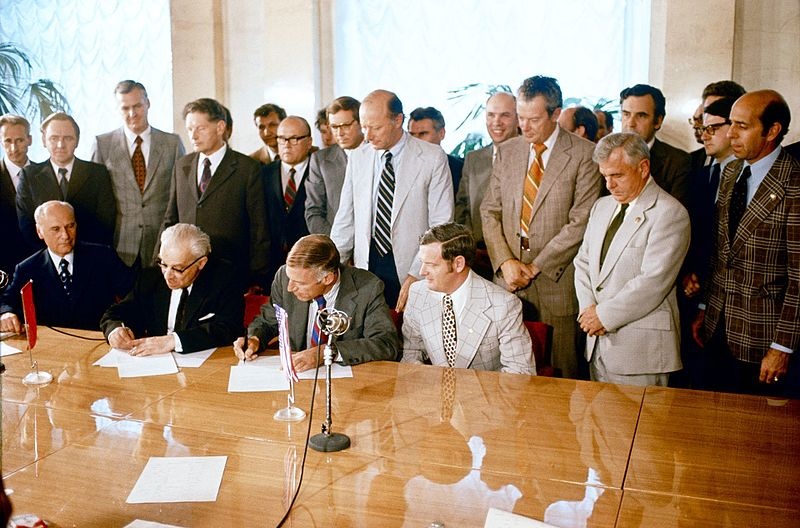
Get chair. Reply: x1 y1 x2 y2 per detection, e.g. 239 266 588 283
243 293 269 328
524 320 557 377
388 309 403 338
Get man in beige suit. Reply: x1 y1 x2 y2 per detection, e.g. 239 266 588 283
481 75 602 378
248 103 286 165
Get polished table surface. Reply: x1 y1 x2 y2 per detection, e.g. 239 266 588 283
1 328 798 527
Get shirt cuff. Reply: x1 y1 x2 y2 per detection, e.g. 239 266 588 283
771 342 793 354
172 332 183 353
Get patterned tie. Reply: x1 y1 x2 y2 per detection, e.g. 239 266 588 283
600 203 628 267
728 166 751 240
199 157 212 194
284 168 297 211
374 151 394 256
440 367 457 422
57 167 69 199
175 288 189 331
310 296 328 347
520 143 546 237
132 135 146 193
58 258 72 297
442 294 457 367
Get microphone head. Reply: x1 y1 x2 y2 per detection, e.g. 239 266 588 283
0 269 8 290
317 307 351 336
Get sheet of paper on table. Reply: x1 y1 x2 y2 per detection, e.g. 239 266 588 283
173 347 215 368
228 355 289 392
484 508 557 528
296 362 353 379
0 342 22 357
117 352 179 378
126 456 227 504
124 520 184 528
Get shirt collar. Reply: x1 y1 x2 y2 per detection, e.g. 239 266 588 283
281 157 310 175
47 249 74 270
383 130 409 160
123 125 151 146
50 158 75 176
744 145 782 178
200 143 228 169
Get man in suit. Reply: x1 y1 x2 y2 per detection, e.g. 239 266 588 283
330 89 453 311
693 90 800 398
0 201 132 332
558 106 599 142
402 223 535 374
305 96 364 235
0 114 33 273
574 133 690 386
455 92 519 279
481 75 602 379
689 81 747 173
314 108 336 148
16 113 116 253
408 106 463 193
234 234 399 372
263 116 313 289
594 110 613 140
620 84 690 206
162 98 270 291
102 223 242 355
91 80 185 268
249 103 286 165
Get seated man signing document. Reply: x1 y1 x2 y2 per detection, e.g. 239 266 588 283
234 234 399 371
101 223 243 355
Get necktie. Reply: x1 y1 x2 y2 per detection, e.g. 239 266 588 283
442 294 457 367
284 168 297 211
440 367 456 422
58 167 69 199
310 296 328 347
520 143 546 237
199 158 212 194
600 203 629 267
132 135 146 193
58 258 72 297
728 166 751 240
709 163 721 205
374 151 394 256
175 288 189 331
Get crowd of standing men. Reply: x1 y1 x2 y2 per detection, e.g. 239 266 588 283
0 74 798 399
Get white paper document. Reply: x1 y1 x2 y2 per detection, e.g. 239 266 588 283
228 356 288 392
485 508 557 528
94 348 129 367
117 353 179 378
173 348 215 368
297 363 353 379
124 520 184 528
126 455 227 504
0 342 22 357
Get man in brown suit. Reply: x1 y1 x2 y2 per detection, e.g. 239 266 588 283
693 90 800 398
481 75 602 378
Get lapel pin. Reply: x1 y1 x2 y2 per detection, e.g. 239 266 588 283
635 217 641 223
770 193 777 200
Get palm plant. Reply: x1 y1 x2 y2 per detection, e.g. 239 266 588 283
0 42 70 124
447 83 513 156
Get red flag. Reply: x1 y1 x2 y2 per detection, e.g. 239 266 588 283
20 280 37 349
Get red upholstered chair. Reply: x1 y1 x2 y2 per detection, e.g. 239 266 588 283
389 309 404 339
243 293 269 328
524 320 557 377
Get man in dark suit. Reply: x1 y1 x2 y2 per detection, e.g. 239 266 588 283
0 114 33 273
305 96 364 235
408 106 463 193
234 234 399 372
689 81 747 174
16 113 116 253
263 116 313 289
162 98 270 291
620 84 690 206
693 90 800 398
102 223 242 355
0 201 132 332
91 80 185 268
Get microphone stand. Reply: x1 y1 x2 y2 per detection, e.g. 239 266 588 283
309 309 351 452
0 269 7 374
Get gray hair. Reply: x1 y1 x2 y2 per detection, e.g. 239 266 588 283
593 132 650 165
34 200 74 226
160 223 211 259
0 113 31 135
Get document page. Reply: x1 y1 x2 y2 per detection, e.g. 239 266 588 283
126 456 227 503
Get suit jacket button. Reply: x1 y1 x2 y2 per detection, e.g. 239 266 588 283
596 286 603 292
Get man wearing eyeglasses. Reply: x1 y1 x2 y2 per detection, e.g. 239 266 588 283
262 116 314 291
101 223 243 356
305 96 365 236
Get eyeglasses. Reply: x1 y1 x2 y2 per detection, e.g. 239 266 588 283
157 255 205 274
329 120 357 132
688 116 703 127
277 135 310 145
700 121 731 136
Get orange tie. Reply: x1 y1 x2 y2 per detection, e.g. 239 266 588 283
520 143 546 237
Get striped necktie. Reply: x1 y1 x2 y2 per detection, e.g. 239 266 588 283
284 168 297 211
374 151 394 256
520 143 546 237
310 296 328 347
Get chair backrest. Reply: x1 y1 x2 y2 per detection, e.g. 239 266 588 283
524 320 557 377
388 309 403 338
244 293 270 328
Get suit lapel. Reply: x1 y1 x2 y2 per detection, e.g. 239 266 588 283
505 140 530 225
533 129 569 216
67 159 88 197
146 130 165 192
182 154 201 204
392 138 418 217
454 278 490 369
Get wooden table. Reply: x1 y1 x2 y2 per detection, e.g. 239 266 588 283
1 328 798 527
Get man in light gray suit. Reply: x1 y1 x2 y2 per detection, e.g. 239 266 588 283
92 80 185 268
331 89 453 311
234 234 399 371
481 76 602 379
305 96 364 235
574 133 689 387
402 223 535 374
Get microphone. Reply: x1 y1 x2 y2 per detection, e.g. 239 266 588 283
0 270 8 291
317 307 351 337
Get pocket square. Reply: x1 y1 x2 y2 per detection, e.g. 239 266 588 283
198 313 215 321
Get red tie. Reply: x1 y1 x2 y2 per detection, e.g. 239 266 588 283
132 135 146 193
